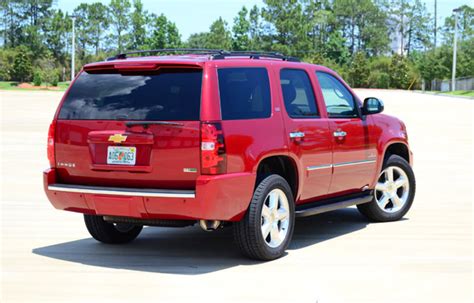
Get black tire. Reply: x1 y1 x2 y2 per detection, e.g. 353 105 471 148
357 155 416 222
84 214 143 244
234 174 295 261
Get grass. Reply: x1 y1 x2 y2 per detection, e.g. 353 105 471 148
0 81 69 91
419 90 474 98
441 90 474 97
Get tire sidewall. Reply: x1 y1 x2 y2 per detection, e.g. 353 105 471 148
251 175 295 259
373 155 416 221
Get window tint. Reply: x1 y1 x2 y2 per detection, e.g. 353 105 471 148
58 69 202 120
280 69 318 118
218 68 271 120
316 72 358 118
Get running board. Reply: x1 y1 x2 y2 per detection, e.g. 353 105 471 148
295 193 373 217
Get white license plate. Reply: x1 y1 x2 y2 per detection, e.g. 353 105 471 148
107 146 136 165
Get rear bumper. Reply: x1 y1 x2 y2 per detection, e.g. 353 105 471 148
43 168 256 221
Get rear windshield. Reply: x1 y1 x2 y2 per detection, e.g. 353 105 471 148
58 69 202 121
218 67 271 120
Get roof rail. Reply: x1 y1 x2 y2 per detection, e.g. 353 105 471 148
107 48 224 61
211 51 300 62
107 49 300 62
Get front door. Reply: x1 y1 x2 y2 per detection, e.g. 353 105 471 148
315 71 377 194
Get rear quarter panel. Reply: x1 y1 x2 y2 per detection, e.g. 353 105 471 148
207 61 289 174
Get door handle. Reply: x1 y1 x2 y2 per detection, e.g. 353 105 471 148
333 131 347 137
289 131 305 139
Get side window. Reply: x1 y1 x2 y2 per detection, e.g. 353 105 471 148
218 68 271 120
280 69 319 118
316 72 358 118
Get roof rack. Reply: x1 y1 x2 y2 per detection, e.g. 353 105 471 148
107 48 300 62
212 50 300 62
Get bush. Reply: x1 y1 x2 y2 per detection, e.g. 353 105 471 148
50 74 59 86
367 71 390 88
348 52 370 88
11 46 33 82
0 48 17 81
389 54 411 89
42 68 60 86
33 71 42 86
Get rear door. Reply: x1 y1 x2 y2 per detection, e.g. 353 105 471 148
55 66 203 190
276 67 332 202
315 71 377 194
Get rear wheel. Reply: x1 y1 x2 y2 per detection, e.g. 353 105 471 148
357 155 416 222
234 175 295 261
84 214 143 244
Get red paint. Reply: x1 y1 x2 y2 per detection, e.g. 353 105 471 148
44 56 412 221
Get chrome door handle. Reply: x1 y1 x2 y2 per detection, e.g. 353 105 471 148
333 131 347 137
289 131 305 138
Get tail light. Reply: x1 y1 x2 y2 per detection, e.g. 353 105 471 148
47 121 56 167
201 122 226 174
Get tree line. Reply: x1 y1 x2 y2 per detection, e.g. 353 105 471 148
0 0 472 89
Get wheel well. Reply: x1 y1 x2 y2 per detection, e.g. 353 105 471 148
384 143 409 163
256 156 298 198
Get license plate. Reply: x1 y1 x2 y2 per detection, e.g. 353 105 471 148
107 146 136 165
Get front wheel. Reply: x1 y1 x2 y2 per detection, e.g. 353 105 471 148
357 155 416 222
84 215 143 244
234 175 295 261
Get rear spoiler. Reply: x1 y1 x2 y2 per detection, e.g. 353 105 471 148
83 63 203 73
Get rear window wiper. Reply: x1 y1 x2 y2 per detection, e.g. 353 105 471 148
125 121 184 128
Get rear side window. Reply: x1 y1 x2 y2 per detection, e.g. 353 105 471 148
58 69 202 121
280 69 319 118
218 68 271 120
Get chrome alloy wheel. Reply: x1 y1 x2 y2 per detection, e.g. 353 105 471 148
375 166 410 213
260 189 290 248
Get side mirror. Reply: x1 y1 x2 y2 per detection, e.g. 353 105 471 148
362 97 384 115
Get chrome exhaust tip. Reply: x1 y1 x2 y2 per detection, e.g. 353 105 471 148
199 220 221 231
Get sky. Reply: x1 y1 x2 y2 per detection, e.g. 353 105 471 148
56 0 472 40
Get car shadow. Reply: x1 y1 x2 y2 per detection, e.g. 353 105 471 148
32 208 370 275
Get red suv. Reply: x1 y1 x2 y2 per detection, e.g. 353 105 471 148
44 50 415 260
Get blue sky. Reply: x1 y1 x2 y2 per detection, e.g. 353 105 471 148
56 0 471 40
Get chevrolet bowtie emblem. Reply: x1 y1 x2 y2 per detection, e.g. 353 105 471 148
108 134 127 144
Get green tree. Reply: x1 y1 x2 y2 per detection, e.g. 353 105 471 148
407 0 432 56
442 5 473 44
324 31 350 65
129 0 147 50
186 32 209 48
44 9 68 61
304 0 332 55
248 5 263 50
206 17 232 49
261 0 307 55
87 3 110 54
232 6 250 50
109 0 131 52
147 14 181 49
11 46 32 82
166 21 181 48
334 0 389 55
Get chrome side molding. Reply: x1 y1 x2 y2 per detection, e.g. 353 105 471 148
333 159 376 167
307 164 333 171
48 183 195 198
307 159 376 171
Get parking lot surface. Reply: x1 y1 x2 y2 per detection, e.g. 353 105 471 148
1 89 472 302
